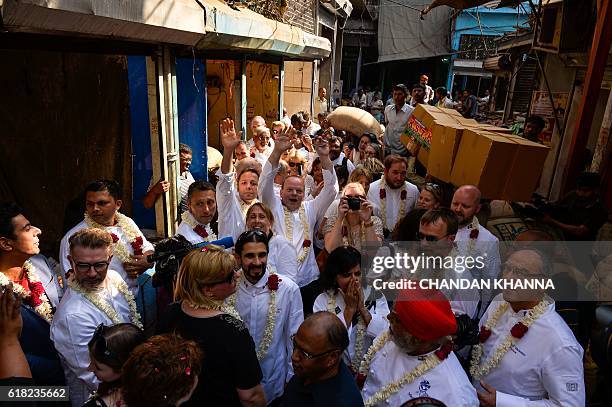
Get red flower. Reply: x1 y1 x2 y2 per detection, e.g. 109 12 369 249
250 152 256 158
511 322 528 338
356 373 367 389
434 341 454 360
134 236 143 245
194 225 209 239
302 239 312 248
479 326 492 343
110 233 119 243
379 189 386 199
25 281 45 307
469 229 479 239
185 367 191 376
400 190 407 200
267 274 280 291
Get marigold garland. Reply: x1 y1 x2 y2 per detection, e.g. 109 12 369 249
0 261 54 323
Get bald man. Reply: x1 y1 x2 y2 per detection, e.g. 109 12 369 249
451 185 501 311
282 312 364 407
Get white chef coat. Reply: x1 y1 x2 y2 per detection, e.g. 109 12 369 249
259 160 338 287
59 217 154 291
50 270 133 407
362 337 478 407
475 294 585 407
383 103 414 156
232 266 304 403
367 179 419 232
215 170 257 242
313 288 389 368
176 212 216 245
268 234 298 283
28 254 64 308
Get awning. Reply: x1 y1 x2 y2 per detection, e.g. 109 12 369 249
196 0 331 59
0 0 332 59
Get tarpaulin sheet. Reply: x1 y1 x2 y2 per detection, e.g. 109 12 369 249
377 0 452 63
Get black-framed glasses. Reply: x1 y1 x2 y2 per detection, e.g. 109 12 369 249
416 232 445 242
291 335 339 360
288 161 303 167
89 323 112 358
74 261 110 273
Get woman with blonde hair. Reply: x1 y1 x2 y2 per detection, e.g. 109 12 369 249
157 246 265 407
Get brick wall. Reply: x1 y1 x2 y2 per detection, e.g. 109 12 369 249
284 0 316 34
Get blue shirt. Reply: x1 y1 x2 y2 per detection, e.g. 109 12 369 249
281 361 364 407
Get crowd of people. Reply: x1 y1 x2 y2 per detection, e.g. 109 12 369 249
0 82 610 407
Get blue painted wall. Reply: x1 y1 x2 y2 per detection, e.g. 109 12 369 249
446 4 530 89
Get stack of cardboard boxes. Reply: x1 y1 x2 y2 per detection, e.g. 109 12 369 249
401 105 550 202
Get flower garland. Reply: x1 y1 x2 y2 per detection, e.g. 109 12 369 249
84 212 144 264
283 205 310 263
326 290 366 371
0 262 54 323
239 198 258 219
378 178 407 231
227 271 280 361
358 331 452 407
68 275 143 329
465 216 480 257
469 299 549 381
342 219 366 250
180 211 217 242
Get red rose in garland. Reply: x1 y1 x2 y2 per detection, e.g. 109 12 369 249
379 189 386 199
131 236 144 255
302 239 312 248
478 326 492 343
356 373 367 389
267 274 280 290
110 233 119 243
434 341 453 360
400 190 407 200
469 229 479 239
510 322 529 338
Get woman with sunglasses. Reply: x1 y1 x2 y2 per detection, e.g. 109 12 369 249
249 126 273 164
84 323 145 407
417 183 443 210
313 246 389 373
245 202 297 283
157 246 265 407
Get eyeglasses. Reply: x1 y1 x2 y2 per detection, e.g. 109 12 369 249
416 232 445 242
288 161 304 167
74 261 110 273
89 323 112 358
257 135 270 141
291 335 339 360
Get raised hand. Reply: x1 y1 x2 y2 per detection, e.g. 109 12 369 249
273 134 293 154
220 118 243 150
359 199 374 222
313 137 330 157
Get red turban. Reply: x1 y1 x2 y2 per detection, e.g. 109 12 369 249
394 287 457 341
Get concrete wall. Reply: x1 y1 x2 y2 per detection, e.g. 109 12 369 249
206 60 240 150
245 61 280 130
284 61 314 117
284 0 316 34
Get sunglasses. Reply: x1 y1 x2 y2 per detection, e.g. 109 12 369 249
291 335 339 360
416 232 444 242
237 230 268 247
89 323 112 358
74 260 110 273
288 161 304 167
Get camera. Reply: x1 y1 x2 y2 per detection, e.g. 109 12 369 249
347 196 361 210
151 234 192 291
454 313 480 350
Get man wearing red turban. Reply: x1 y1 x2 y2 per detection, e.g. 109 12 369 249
360 287 478 407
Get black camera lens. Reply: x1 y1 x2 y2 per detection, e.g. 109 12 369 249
347 197 361 210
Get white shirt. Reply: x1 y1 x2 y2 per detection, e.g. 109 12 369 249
332 152 356 176
176 212 216 245
50 271 133 407
475 294 585 407
362 337 478 407
303 121 321 137
59 217 154 291
215 170 256 242
28 254 64 309
367 179 419 232
179 171 195 213
268 234 299 283
384 103 414 156
259 160 338 287
232 266 304 403
424 84 434 104
313 288 389 368
314 97 328 119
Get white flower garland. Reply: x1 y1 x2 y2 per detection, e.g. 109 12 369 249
283 205 310 263
466 216 480 257
84 212 142 264
180 212 217 241
227 270 278 361
342 219 366 250
379 178 407 231
469 299 549 381
0 262 54 323
359 331 444 407
68 275 143 329
326 290 366 371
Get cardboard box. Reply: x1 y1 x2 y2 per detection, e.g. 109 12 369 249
427 120 465 182
499 135 550 201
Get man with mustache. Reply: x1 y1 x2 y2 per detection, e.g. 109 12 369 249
231 230 303 405
59 180 154 293
51 228 142 406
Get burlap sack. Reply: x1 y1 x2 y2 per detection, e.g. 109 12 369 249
328 106 384 136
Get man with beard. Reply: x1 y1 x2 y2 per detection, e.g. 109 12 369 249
473 250 584 407
0 203 64 385
176 181 218 244
329 136 355 176
361 288 477 406
367 155 419 237
451 185 500 307
259 130 338 314
542 171 607 241
217 118 261 241
60 181 154 293
52 228 142 406
409 83 426 107
282 311 364 407
230 230 303 404
384 84 413 157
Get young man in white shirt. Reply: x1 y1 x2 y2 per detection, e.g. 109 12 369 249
52 228 141 406
367 155 419 237
59 180 153 293
231 230 303 404
383 84 413 157
176 181 217 244
473 249 585 407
